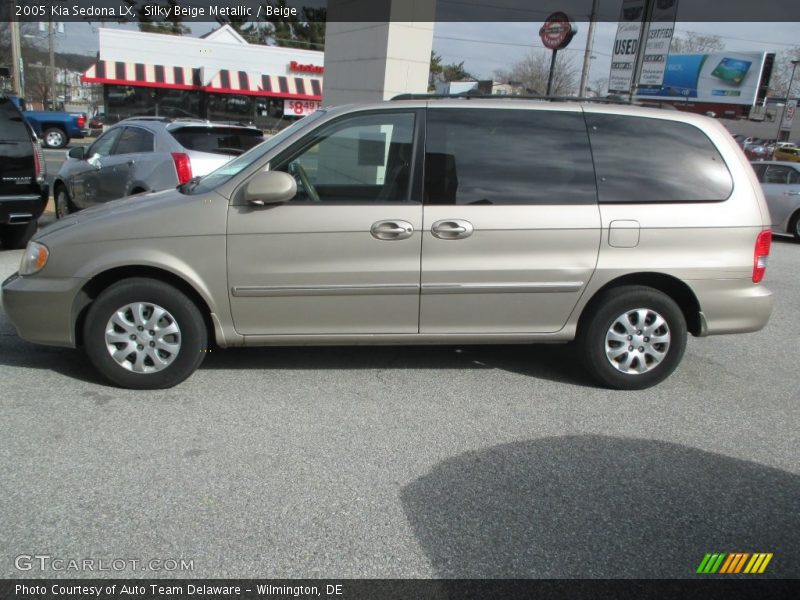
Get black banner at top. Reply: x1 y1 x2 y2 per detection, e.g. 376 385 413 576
2 0 800 23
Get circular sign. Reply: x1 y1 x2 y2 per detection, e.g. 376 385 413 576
539 12 576 50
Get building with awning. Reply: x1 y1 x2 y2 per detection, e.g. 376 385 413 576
81 25 324 130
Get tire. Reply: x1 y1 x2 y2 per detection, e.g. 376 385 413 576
55 185 77 219
83 278 207 389
43 127 68 149
0 220 37 250
789 211 800 242
578 285 687 390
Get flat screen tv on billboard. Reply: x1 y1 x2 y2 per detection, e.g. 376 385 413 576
635 52 769 106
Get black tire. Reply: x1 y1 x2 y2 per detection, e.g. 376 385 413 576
0 220 37 250
789 211 800 242
578 285 687 390
83 278 207 389
55 184 77 219
43 127 68 149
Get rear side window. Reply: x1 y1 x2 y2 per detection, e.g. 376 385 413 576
170 127 264 156
763 165 800 185
113 127 154 155
585 114 732 203
424 108 597 205
0 98 32 142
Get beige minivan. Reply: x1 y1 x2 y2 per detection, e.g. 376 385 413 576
2 99 774 390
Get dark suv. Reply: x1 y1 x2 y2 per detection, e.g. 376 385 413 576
0 95 47 249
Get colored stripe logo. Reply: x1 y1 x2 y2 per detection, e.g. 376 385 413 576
697 552 773 574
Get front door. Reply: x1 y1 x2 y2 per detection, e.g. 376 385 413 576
70 127 124 208
419 107 601 334
227 110 423 336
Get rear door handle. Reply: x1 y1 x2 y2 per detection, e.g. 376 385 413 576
431 219 474 240
371 220 414 240
783 191 800 196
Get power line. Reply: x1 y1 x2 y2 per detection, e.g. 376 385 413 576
433 34 612 57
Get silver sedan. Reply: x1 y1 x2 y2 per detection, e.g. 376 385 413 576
751 161 800 240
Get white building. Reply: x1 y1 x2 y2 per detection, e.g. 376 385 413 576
81 25 324 129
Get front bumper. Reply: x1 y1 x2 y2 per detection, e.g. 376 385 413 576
1 271 87 347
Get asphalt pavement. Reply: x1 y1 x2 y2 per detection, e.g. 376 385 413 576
0 237 798 579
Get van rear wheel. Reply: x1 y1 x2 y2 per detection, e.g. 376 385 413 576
83 278 207 389
578 286 687 390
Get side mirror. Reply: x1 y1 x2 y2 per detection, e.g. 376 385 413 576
244 170 297 206
68 146 85 159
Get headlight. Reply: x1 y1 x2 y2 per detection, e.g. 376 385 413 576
19 241 49 276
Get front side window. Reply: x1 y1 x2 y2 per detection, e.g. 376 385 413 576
87 128 123 158
586 114 733 203
424 108 597 205
113 127 154 155
274 112 416 203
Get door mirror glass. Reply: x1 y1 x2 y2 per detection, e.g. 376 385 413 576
243 170 297 205
68 146 85 159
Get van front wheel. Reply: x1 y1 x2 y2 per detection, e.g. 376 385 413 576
83 278 207 389
578 286 687 390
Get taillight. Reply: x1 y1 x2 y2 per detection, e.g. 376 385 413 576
171 152 193 185
753 229 771 283
32 142 44 183
76 114 86 128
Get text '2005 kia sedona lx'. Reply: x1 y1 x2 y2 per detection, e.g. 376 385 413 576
1 99 774 390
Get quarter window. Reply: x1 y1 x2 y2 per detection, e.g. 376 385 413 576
585 114 733 203
424 108 597 205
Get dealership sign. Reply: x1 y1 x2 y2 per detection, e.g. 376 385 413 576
781 100 797 132
609 0 645 94
635 52 769 105
638 0 680 88
285 99 321 117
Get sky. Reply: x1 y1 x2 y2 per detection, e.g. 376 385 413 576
39 20 800 87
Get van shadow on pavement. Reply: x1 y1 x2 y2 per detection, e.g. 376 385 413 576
400 435 799 578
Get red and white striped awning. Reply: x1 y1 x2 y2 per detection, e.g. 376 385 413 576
82 61 323 101
82 60 202 90
205 70 322 101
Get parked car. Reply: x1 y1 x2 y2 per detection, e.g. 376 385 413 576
52 117 264 218
751 161 800 240
6 95 88 149
0 94 47 249
2 100 774 390
88 112 105 129
772 145 800 162
743 142 770 161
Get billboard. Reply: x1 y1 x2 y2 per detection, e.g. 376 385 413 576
635 52 769 105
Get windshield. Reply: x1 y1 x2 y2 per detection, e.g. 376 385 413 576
185 111 327 195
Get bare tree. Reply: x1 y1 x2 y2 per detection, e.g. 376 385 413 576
494 50 579 96
669 32 724 54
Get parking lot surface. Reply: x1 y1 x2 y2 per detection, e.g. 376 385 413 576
1 238 798 578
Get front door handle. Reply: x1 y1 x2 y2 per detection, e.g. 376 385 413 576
431 219 474 240
371 220 414 240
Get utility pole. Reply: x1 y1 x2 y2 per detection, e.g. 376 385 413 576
10 1 24 95
579 0 598 97
48 19 57 109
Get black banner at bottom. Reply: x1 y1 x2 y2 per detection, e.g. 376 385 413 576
3 579 799 600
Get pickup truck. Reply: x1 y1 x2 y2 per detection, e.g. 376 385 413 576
7 96 88 149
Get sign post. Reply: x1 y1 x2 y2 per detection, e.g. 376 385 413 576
539 12 576 96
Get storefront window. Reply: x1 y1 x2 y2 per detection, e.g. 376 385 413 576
104 85 202 123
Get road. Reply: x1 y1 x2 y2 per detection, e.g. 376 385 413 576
0 237 798 579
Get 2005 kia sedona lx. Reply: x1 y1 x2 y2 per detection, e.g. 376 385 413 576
1 99 774 390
